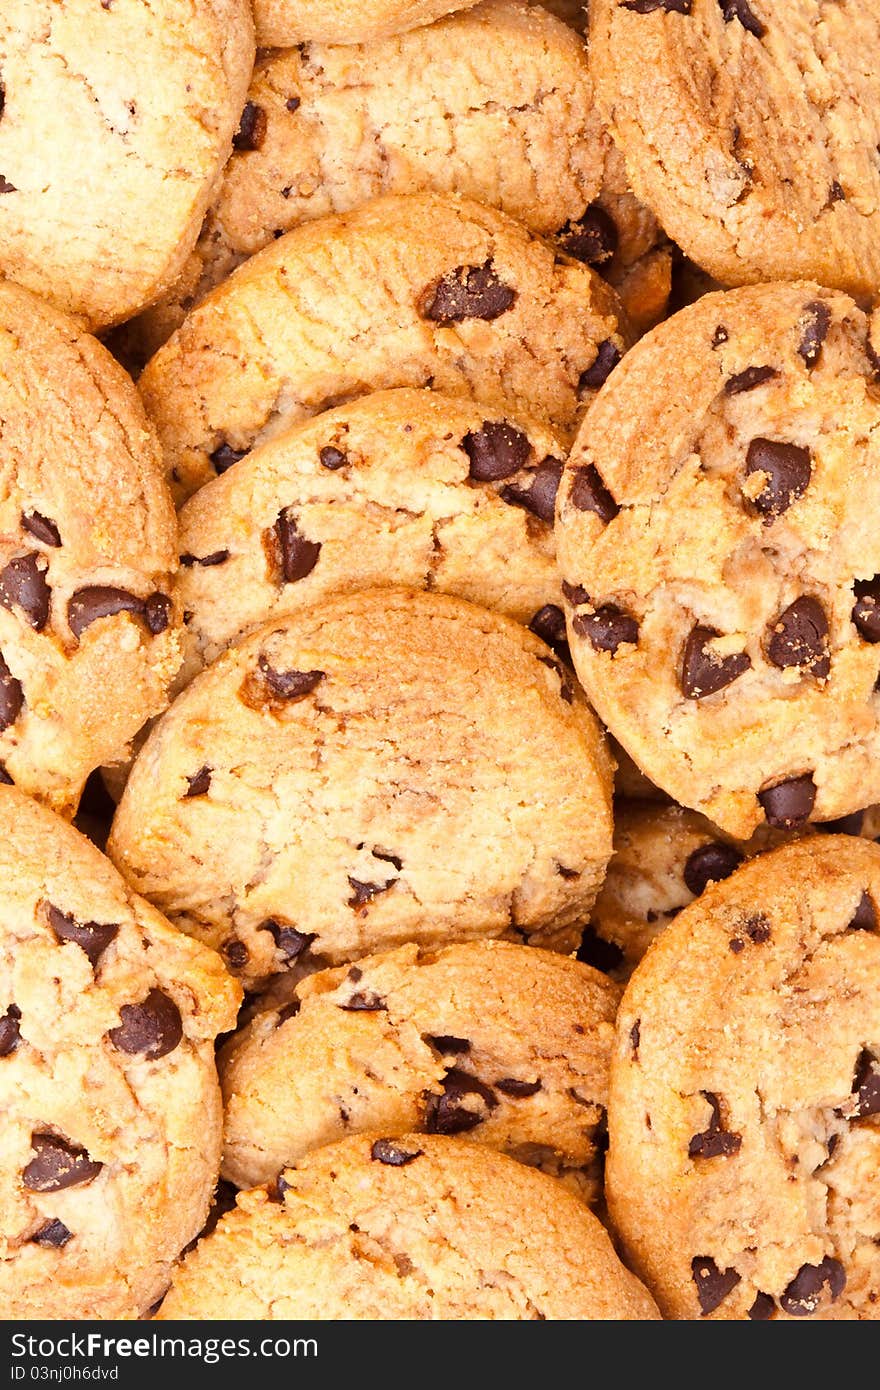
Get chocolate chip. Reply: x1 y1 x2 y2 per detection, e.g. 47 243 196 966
681 625 751 698
67 586 145 639
184 766 211 798
496 1077 542 1098
0 553 49 631
32 1219 73 1248
688 1091 743 1159
423 1068 498 1134
179 550 229 568
233 101 267 151
221 938 249 970
272 509 322 583
748 1292 776 1320
339 990 386 1012
683 841 744 897
500 457 562 524
623 0 692 11
779 1258 846 1316
110 989 183 1060
744 438 812 518
692 1257 742 1315
729 913 772 952
828 180 845 204
286 97 301 113
0 653 23 731
766 596 830 679
421 260 516 323
462 421 531 482
0 176 16 194
848 891 877 932
263 919 314 962
630 1019 641 1058
0 1003 21 1056
21 512 61 547
372 849 403 871
712 326 729 347
253 657 325 704
210 443 246 475
569 464 619 521
573 604 639 654
724 365 777 395
556 205 618 266
144 592 172 634
370 1138 423 1166
851 578 880 643
537 654 574 703
347 877 395 908
719 0 765 37
46 905 118 968
866 338 880 381
319 445 348 470
758 774 816 828
578 341 621 393
0 763 12 785
528 605 570 664
798 301 831 368
850 1049 880 1116
577 926 625 974
819 811 864 835
425 1035 471 1055
23 1135 102 1192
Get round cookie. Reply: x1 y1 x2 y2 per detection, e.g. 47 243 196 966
108 588 615 990
157 1132 660 1319
0 785 240 1320
137 192 628 499
253 0 481 46
219 940 620 1198
0 283 181 815
0 0 254 330
556 281 880 838
608 835 880 1320
590 0 880 298
176 388 566 676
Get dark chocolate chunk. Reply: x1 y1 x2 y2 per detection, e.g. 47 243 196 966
578 341 621 393
347 876 395 908
537 654 573 703
712 326 729 347
779 1257 846 1316
0 653 23 731
851 1049 880 1116
630 1019 641 1057
370 1138 423 1166
264 919 314 962
692 1256 742 1315
23 1135 102 1192
372 849 403 871
144 592 172 634
32 1219 73 1248
724 365 777 395
851 578 880 643
766 596 830 679
0 763 12 785
683 841 744 896
719 0 766 38
256 656 325 703
462 421 531 482
828 180 845 204
273 509 322 583
758 774 816 828
319 445 348 470
500 457 562 523
210 443 246 474
688 1091 743 1159
184 765 211 798
528 605 570 664
0 176 17 194
0 1003 21 1056
109 989 183 1060
848 891 877 932
339 990 386 1011
221 937 250 970
728 912 772 953
748 1292 776 1320
623 0 692 11
423 1068 498 1135
577 926 625 974
21 512 61 547
798 301 832 368
46 905 118 968
496 1077 542 1098
569 464 619 521
0 553 49 631
179 550 229 568
420 260 516 323
425 1035 471 1055
67 586 145 639
681 625 750 698
573 604 639 654
744 438 812 517
556 204 618 266
233 101 267 151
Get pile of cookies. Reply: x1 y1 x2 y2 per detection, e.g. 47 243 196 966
1 0 878 1321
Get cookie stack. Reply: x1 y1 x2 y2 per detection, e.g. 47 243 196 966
0 0 878 1322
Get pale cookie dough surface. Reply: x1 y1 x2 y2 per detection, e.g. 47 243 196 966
0 0 254 330
590 0 880 297
0 786 240 1321
108 589 615 991
253 0 481 46
157 1133 661 1319
176 388 566 676
556 282 880 838
0 284 181 815
137 192 628 500
608 836 880 1321
219 940 620 1199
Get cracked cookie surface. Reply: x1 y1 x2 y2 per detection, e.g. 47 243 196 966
0 283 181 815
0 0 254 329
253 0 481 45
175 388 566 677
157 1132 660 1319
590 0 880 296
0 785 240 1320
608 835 880 1320
108 588 614 990
219 940 619 1199
137 192 628 500
556 281 880 837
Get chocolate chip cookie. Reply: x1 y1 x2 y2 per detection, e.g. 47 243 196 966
137 192 628 499
0 0 254 330
0 784 240 1320
176 388 566 676
0 283 181 815
219 940 619 1200
157 1132 660 1319
590 0 880 297
108 588 614 990
556 281 880 837
608 835 880 1319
